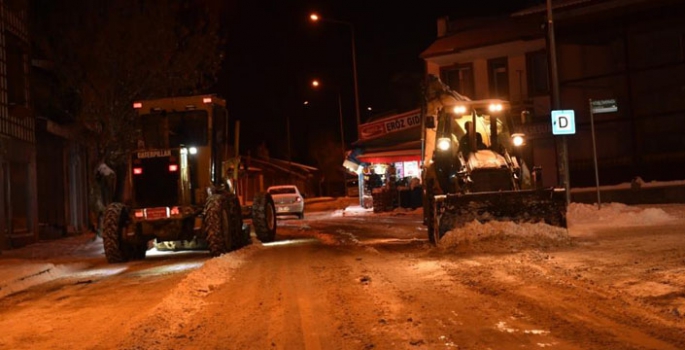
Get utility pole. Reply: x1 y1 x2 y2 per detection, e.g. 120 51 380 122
337 93 345 156
547 0 571 205
287 114 292 182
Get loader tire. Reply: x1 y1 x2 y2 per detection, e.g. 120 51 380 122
438 211 463 240
252 192 277 243
545 210 567 228
437 204 481 242
102 203 144 263
424 178 440 244
204 194 235 257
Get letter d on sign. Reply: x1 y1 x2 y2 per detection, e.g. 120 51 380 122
551 110 576 135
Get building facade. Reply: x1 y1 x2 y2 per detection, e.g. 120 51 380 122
421 0 685 188
0 0 37 249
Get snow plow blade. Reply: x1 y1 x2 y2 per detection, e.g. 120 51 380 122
432 188 567 242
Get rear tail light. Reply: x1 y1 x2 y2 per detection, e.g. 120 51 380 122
169 164 178 172
134 210 144 218
133 167 143 175
296 197 302 202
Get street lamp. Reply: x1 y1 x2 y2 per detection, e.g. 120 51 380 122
311 79 345 157
309 12 361 139
311 79 348 197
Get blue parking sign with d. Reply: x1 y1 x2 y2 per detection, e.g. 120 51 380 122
551 110 576 135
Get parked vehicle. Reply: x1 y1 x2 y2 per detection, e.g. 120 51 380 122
267 185 305 219
345 178 359 197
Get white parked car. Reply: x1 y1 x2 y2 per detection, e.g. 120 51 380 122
267 185 305 219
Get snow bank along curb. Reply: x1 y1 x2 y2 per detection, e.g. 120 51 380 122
0 260 89 299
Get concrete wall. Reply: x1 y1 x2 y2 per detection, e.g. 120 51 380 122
571 184 685 205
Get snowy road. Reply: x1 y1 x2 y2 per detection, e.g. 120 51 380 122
0 199 684 349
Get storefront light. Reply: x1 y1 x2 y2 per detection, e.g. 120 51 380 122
343 159 359 173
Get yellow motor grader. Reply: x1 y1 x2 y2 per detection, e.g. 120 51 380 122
101 94 277 263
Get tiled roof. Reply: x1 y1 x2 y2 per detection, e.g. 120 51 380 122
511 0 596 17
420 15 544 59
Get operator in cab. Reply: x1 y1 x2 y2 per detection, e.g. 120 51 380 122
459 121 486 155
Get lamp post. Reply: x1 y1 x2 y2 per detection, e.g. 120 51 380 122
286 114 291 162
309 13 361 139
312 79 347 197
286 112 292 182
311 79 345 157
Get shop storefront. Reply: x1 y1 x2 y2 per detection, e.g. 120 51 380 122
344 109 424 211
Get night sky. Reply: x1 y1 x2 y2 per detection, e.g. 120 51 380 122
217 0 536 164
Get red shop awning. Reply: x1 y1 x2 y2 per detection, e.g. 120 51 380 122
356 149 422 164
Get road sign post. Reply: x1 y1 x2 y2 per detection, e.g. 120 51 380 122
588 98 618 209
589 100 601 209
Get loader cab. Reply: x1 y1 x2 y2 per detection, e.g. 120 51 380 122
428 99 524 193
433 99 515 159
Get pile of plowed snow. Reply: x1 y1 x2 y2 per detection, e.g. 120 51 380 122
439 202 679 252
439 220 571 253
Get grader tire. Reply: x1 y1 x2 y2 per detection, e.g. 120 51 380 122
252 192 277 243
204 194 232 257
102 203 143 263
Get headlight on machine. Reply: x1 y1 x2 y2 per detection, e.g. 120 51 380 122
437 137 451 151
488 103 503 112
180 147 198 155
452 105 467 114
511 133 526 147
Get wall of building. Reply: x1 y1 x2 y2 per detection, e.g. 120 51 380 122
0 0 36 249
424 1 685 188
472 59 488 99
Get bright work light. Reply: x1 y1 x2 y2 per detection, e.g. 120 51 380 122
453 105 467 114
437 137 451 151
511 133 526 147
488 103 503 112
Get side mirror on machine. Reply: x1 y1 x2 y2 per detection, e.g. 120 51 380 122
425 116 435 128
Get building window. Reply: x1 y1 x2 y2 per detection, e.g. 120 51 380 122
526 50 549 97
488 57 509 99
5 0 28 12
630 29 685 69
441 63 474 97
6 33 27 106
7 161 31 233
